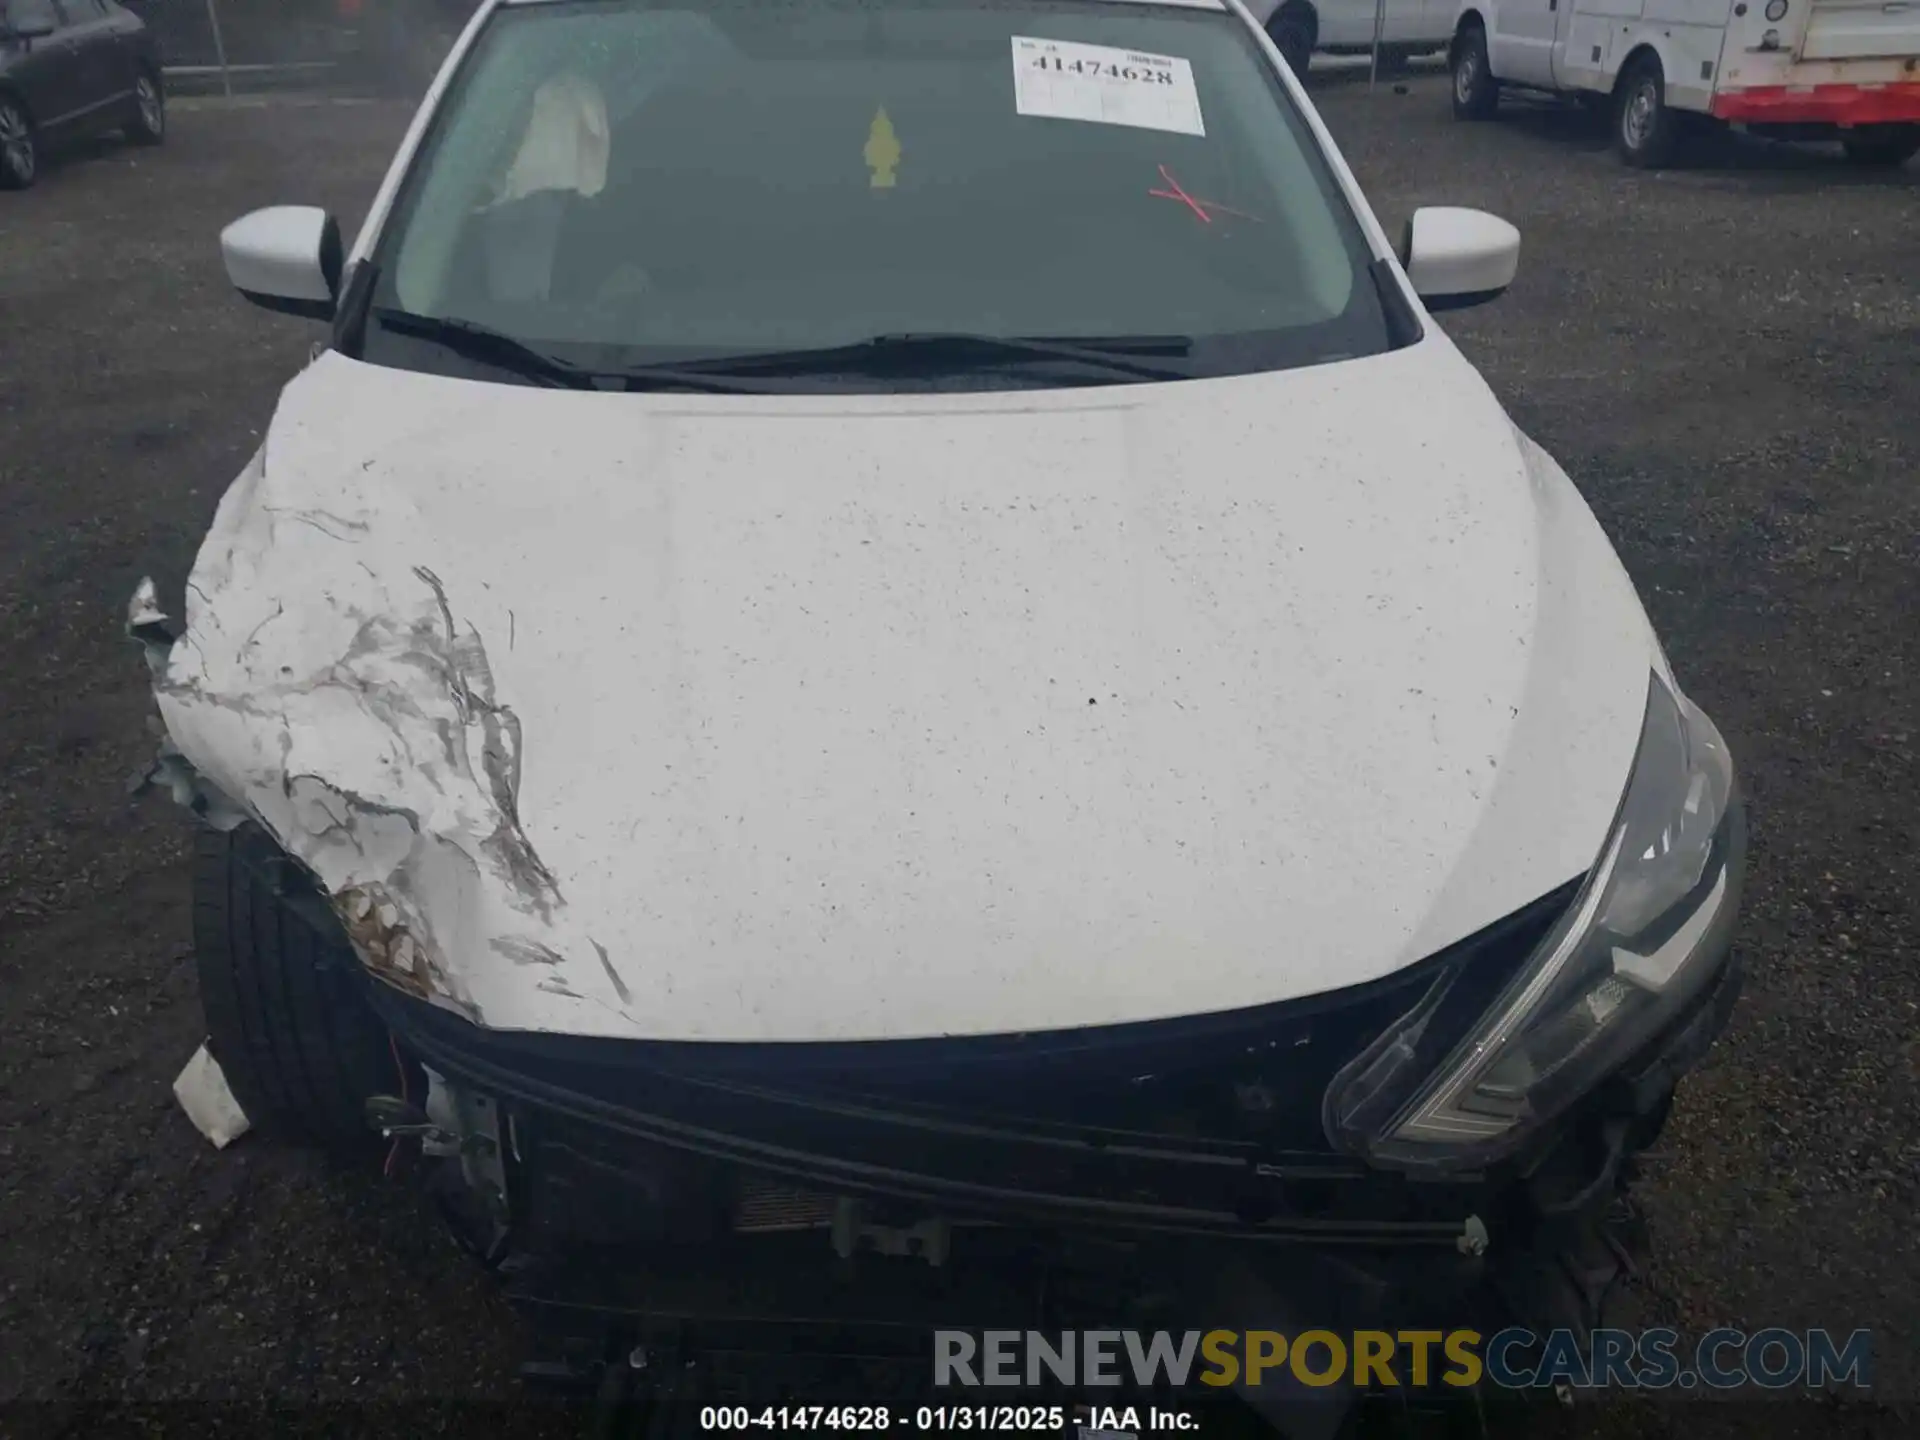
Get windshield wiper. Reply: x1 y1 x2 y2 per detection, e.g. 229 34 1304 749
371 309 767 394
676 332 1195 382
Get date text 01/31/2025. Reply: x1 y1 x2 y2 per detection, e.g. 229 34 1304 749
698 1406 1198 1433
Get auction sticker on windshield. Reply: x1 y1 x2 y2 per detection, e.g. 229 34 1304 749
1010 37 1206 136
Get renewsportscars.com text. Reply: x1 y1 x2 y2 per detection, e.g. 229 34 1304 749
933 1328 1873 1391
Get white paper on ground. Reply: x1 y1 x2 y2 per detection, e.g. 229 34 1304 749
173 1041 252 1149
1010 36 1205 137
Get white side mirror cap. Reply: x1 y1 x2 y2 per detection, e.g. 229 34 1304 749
1403 207 1520 312
220 205 343 320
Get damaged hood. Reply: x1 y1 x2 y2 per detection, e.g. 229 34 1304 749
150 343 1659 1042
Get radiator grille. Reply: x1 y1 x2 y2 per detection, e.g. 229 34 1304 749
733 1180 838 1233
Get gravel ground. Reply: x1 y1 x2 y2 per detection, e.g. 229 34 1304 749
1 75 1916 1438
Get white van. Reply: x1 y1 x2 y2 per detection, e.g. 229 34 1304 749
1245 0 1456 78
1448 0 1920 166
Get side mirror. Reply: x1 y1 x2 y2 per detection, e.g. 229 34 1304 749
1400 207 1520 312
10 17 57 37
219 206 344 320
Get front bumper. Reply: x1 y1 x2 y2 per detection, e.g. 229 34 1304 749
365 875 1742 1269
377 986 1483 1250
1712 82 1920 126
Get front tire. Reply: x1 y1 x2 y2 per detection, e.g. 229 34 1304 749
1614 55 1678 168
0 96 37 190
1451 23 1499 120
1266 3 1316 80
1841 124 1920 168
126 70 165 146
193 825 406 1151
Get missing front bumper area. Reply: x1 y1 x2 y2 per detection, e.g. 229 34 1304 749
147 796 1739 1434
351 880 1594 1260
357 943 1741 1393
133 724 1739 1401
370 983 1494 1251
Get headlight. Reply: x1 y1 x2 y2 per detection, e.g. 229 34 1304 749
1324 670 1745 1171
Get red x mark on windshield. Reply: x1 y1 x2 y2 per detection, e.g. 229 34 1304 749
1148 165 1260 225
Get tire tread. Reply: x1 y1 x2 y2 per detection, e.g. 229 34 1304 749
0 97 34 191
1614 56 1677 169
1451 24 1500 122
191 826 396 1152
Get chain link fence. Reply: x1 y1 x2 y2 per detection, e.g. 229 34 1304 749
133 0 1423 101
130 0 473 96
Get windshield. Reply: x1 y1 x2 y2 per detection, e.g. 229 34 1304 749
359 0 1397 391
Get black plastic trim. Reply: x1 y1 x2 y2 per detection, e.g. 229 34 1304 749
359 885 1581 1240
331 259 380 356
318 212 344 300
382 996 1472 1245
238 289 334 321
1423 287 1509 313
1369 256 1427 348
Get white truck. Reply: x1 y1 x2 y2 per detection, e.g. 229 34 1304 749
1447 0 1920 166
1245 0 1457 79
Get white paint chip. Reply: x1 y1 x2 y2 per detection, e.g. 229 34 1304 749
1011 36 1205 136
173 1041 252 1149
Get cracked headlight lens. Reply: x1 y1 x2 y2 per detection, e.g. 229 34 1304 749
1325 670 1745 1170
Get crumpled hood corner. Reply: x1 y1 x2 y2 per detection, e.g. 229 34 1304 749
136 417 635 1027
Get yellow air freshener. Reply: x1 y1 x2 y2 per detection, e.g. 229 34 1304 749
865 106 901 189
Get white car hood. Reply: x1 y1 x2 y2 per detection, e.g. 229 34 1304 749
152 339 1659 1042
